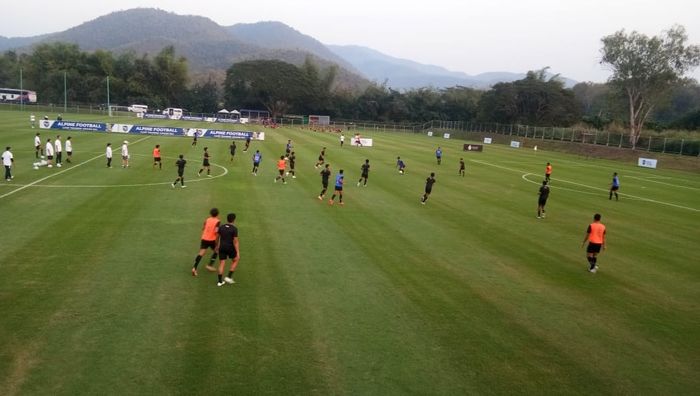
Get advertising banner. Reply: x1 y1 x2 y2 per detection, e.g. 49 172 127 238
351 138 373 147
463 144 484 152
638 158 658 169
483 137 493 144
427 131 433 137
443 133 451 139
40 120 107 132
510 141 521 148
143 114 168 120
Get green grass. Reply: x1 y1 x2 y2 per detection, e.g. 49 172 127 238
0 109 698 395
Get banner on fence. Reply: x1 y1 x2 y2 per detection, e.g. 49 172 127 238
463 144 484 152
110 124 264 140
351 138 373 147
483 137 492 144
443 133 450 139
142 114 168 120
638 158 658 169
40 120 107 132
427 131 433 137
510 141 521 148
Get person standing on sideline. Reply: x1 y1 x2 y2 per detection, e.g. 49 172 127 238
318 164 331 200
397 156 406 174
274 155 287 184
54 135 63 166
65 136 73 163
609 172 620 201
106 143 113 168
172 154 187 188
545 162 552 183
435 147 443 165
2 146 13 181
45 138 54 168
358 159 370 187
287 151 297 178
121 140 129 168
582 213 606 273
153 144 162 169
215 212 240 287
537 180 550 219
34 132 42 158
251 150 262 175
329 169 344 205
191 207 220 276
459 158 466 177
30 113 36 128
229 141 237 162
421 172 436 205
198 147 211 177
340 133 345 147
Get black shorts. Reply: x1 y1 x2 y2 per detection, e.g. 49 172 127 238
47 155 54 160
322 181 329 188
278 169 285 176
203 160 210 167
200 239 216 250
538 198 548 206
154 157 161 162
230 151 236 156
361 173 369 179
253 161 260 167
35 145 40 150
611 186 619 191
290 163 295 169
219 246 237 260
318 156 324 161
587 243 602 254
335 186 343 192
178 171 184 177
67 151 73 156
425 188 432 194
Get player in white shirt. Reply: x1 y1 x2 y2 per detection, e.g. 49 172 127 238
2 146 14 181
54 135 63 166
30 113 36 128
121 140 129 168
34 132 42 158
340 133 345 147
106 143 113 168
45 138 54 168
65 136 73 163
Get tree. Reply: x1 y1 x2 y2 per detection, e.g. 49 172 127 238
600 25 700 147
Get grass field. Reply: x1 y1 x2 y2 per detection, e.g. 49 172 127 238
0 109 699 395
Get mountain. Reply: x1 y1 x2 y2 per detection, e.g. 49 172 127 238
0 35 45 52
328 45 577 90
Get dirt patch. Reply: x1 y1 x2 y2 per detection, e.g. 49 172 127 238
1 342 42 396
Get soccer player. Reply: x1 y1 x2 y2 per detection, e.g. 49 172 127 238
198 147 211 177
354 133 363 147
358 159 370 187
215 212 240 287
229 141 237 161
435 147 443 165
172 154 187 188
285 139 293 158
537 180 550 219
244 136 251 152
582 213 606 273
609 172 620 201
251 150 262 175
421 172 436 204
153 144 162 169
396 156 406 174
45 138 54 168
545 162 552 183
34 132 42 158
54 135 63 166
106 143 113 168
459 158 466 177
318 164 331 200
314 147 326 168
329 169 344 205
2 146 13 181
191 130 198 146
121 140 129 168
30 113 36 128
65 136 73 163
340 133 345 147
192 207 220 276
274 155 287 184
287 151 297 178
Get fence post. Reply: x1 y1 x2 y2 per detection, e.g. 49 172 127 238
679 139 684 155
618 133 622 148
662 137 667 153
647 136 652 151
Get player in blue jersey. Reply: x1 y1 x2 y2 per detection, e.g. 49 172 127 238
329 169 344 205
251 150 262 175
609 172 620 201
435 147 442 165
396 156 406 174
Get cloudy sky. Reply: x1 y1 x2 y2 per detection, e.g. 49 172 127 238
3 0 700 82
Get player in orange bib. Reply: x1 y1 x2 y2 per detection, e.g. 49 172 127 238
274 155 287 184
581 213 606 273
545 162 552 183
192 208 220 276
153 145 162 169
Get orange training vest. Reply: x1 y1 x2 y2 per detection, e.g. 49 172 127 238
588 222 606 244
201 217 219 241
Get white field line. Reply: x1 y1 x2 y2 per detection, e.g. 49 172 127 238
625 175 700 191
472 159 700 213
521 173 600 196
0 136 151 199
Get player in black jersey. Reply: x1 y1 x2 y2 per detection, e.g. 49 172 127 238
357 159 370 187
172 154 187 188
421 172 436 204
314 147 326 168
229 141 237 162
215 213 240 287
287 151 297 178
537 180 550 219
318 164 331 200
459 158 466 177
198 147 211 177
244 136 251 152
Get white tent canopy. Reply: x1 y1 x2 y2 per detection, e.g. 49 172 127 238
217 109 229 113
230 110 241 115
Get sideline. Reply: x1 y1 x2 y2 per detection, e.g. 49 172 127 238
472 159 700 212
0 136 151 199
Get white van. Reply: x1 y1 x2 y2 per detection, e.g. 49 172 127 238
163 107 183 120
128 104 148 113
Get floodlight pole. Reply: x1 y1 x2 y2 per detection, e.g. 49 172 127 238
63 71 67 114
107 76 111 117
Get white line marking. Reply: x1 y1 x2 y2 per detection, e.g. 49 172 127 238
625 175 700 191
521 173 600 196
0 136 151 199
472 159 700 212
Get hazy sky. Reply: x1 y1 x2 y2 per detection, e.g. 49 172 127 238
3 0 700 82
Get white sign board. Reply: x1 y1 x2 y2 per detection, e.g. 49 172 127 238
638 158 658 169
351 138 373 147
427 131 433 137
510 141 521 148
443 133 450 139
483 137 492 144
